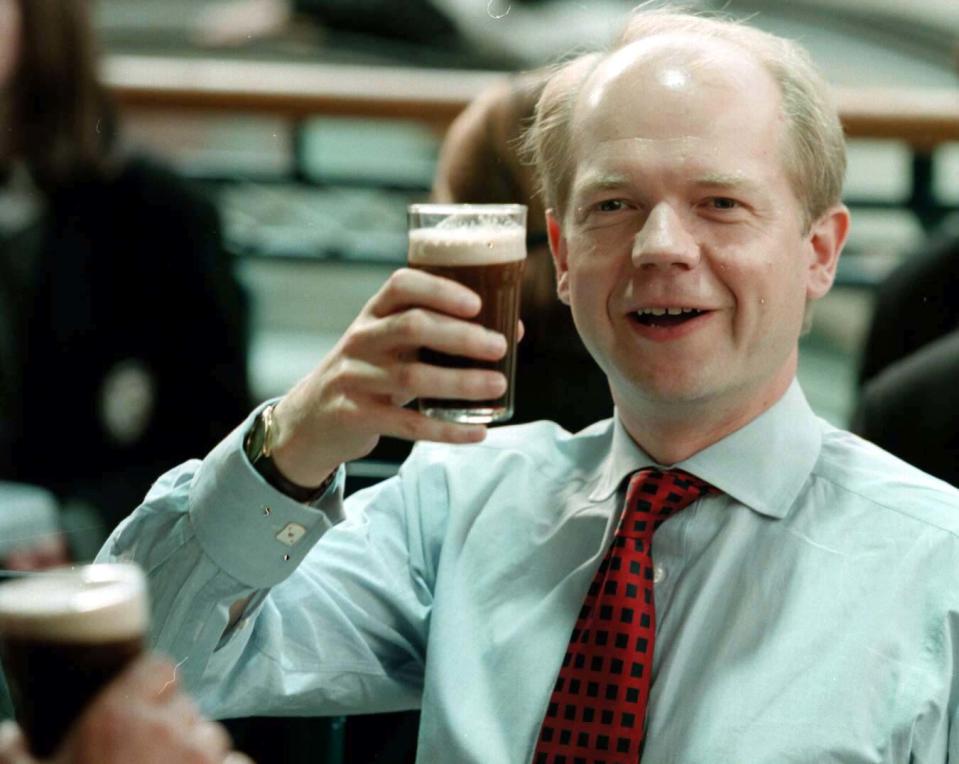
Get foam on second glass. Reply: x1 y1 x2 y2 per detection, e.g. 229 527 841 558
408 226 526 266
0 565 147 642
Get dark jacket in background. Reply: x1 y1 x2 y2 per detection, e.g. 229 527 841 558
852 330 959 488
858 217 959 387
293 0 459 45
853 217 959 488
0 155 251 531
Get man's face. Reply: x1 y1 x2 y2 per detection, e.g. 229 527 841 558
549 39 845 421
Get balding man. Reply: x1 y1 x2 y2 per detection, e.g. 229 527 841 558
99 8 959 762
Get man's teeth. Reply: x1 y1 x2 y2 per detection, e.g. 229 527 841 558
636 307 700 316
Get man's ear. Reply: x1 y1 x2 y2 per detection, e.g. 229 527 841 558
547 210 571 305
806 204 850 301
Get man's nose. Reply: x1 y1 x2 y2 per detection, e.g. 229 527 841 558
631 203 699 270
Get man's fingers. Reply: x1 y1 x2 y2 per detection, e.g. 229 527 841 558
223 754 256 764
189 720 233 759
335 355 505 403
372 404 489 445
369 268 481 319
387 363 507 402
163 691 203 729
357 309 506 362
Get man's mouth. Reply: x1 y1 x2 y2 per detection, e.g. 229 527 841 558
631 307 706 327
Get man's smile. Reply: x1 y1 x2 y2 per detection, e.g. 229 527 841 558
633 306 707 326
626 307 716 340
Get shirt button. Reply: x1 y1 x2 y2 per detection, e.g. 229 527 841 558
653 564 665 584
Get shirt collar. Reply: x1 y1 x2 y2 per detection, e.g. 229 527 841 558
588 379 821 520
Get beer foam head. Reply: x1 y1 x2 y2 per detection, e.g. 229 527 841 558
0 564 147 643
408 226 527 266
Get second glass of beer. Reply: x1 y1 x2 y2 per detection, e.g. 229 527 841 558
407 204 527 424
0 563 148 758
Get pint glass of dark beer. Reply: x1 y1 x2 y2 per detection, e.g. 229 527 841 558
0 563 148 758
408 204 527 424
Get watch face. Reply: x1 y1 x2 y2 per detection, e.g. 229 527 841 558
245 410 267 462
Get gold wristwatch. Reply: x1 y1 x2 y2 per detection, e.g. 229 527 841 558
244 404 333 503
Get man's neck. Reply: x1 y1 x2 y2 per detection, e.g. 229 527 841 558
613 374 795 466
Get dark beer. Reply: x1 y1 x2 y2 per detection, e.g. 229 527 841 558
2 634 143 757
408 219 527 423
413 259 525 420
0 564 147 758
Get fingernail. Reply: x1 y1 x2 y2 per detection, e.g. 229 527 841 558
467 426 487 442
486 331 507 353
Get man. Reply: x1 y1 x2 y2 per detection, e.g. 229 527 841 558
99 8 959 762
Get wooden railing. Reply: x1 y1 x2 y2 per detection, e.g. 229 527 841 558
102 54 959 234
101 55 504 129
103 55 959 144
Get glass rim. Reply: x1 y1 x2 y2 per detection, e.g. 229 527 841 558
408 203 527 216
0 563 145 616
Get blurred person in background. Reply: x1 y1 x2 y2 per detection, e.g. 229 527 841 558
194 0 505 67
0 655 253 764
0 0 252 545
194 0 632 69
851 218 959 487
856 217 959 388
432 65 611 431
851 328 959 487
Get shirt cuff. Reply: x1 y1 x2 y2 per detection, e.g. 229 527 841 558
189 406 346 589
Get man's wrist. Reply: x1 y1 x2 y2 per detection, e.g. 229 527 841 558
244 405 336 503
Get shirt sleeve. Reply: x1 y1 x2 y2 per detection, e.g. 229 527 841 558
96 408 435 719
946 611 959 763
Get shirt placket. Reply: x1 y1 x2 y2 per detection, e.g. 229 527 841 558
647 506 693 628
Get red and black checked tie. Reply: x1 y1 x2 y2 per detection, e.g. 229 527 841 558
533 468 718 764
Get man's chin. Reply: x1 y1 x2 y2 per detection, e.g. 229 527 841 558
612 375 721 410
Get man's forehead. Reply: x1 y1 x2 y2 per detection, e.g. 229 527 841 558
565 34 784 171
572 34 771 132
581 35 712 100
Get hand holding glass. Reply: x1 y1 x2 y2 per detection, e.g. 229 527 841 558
0 564 148 758
407 204 527 424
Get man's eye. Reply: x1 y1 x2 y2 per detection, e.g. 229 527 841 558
596 199 627 212
709 197 739 210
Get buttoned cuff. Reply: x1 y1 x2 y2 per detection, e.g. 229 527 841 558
189 406 346 588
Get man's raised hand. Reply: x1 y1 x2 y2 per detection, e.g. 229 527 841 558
269 268 509 488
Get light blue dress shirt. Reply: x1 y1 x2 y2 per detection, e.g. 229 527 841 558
98 380 959 763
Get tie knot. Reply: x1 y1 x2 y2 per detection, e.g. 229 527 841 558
621 468 717 540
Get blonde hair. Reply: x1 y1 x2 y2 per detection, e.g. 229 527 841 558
524 7 846 231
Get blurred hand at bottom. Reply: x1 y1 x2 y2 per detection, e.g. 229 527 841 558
2 533 70 571
0 655 253 764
